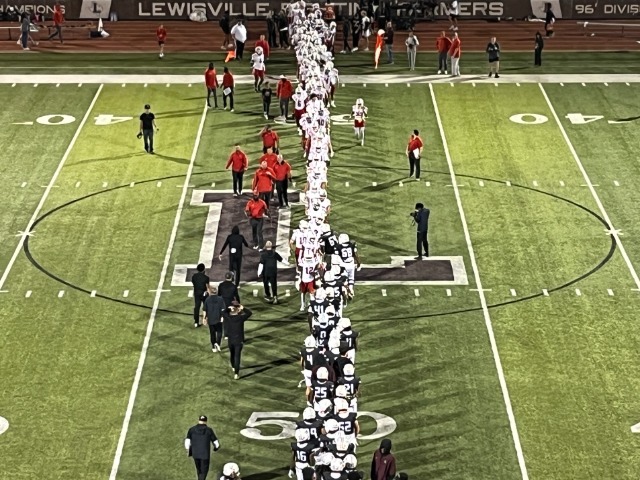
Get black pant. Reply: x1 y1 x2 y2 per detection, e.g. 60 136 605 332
193 457 210 480
209 322 223 348
229 254 242 285
235 40 245 59
352 32 361 49
438 51 448 71
143 129 154 152
259 191 272 207
409 151 421 179
250 218 264 248
279 98 289 118
534 49 542 66
47 24 63 43
343 34 351 52
417 230 429 258
193 290 206 322
229 342 243 374
263 273 278 298
279 29 289 47
276 179 289 207
263 98 271 117
223 89 234 110
207 88 218 107
232 171 244 194
268 28 278 48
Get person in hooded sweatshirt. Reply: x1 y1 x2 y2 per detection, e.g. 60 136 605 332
371 439 396 480
185 415 220 480
219 225 249 285
258 240 286 304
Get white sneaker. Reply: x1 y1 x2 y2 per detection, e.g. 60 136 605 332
23 48 30 51
223 106 228 111
444 70 448 75
340 50 346 54
437 70 442 74
330 101 336 108
298 128 302 136
264 113 268 119
352 47 358 52
230 109 235 112
234 373 239 380
300 304 305 312
214 343 220 352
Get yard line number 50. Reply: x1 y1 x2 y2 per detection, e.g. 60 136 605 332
509 113 622 125
240 411 397 441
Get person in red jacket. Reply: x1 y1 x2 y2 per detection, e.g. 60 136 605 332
222 67 235 112
46 2 64 44
156 24 167 57
226 144 248 196
259 147 278 171
252 161 276 206
406 129 424 180
260 125 279 154
436 31 451 74
276 75 294 121
272 154 292 208
255 34 270 60
371 439 396 480
449 31 461 77
245 191 269 250
205 62 219 109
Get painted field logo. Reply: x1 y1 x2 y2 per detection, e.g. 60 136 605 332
171 190 468 286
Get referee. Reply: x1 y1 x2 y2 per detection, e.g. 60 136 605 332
139 104 158 154
184 415 220 480
192 263 211 328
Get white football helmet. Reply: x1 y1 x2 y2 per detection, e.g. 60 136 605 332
356 98 364 106
316 313 329 329
330 458 345 472
303 407 316 420
343 363 355 377
299 219 309 230
324 271 335 283
314 287 327 301
255 46 263 55
222 463 240 476
338 233 349 244
304 335 316 349
325 305 336 317
316 398 333 416
335 385 348 398
324 418 339 433
344 454 358 469
338 317 351 330
320 223 331 234
295 428 311 443
334 397 349 412
316 366 329 381
328 336 340 351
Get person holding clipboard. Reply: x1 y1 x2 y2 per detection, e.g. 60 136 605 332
222 67 235 112
406 129 424 181
184 415 221 480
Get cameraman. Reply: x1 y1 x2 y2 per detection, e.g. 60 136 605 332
411 202 430 260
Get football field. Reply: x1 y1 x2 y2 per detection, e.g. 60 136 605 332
2 74 640 480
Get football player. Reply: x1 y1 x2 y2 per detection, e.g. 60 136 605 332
310 366 335 408
251 46 266 92
296 407 323 442
308 287 330 332
298 248 319 311
333 398 359 452
290 219 309 266
319 223 339 267
290 429 315 480
313 312 334 348
336 234 361 297
292 85 308 135
336 363 361 413
221 462 241 480
350 98 368 146
301 335 317 394
337 317 358 364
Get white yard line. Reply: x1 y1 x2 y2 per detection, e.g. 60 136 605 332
109 102 209 480
0 84 103 291
539 84 640 291
429 83 529 480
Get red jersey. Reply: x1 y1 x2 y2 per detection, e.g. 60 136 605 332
245 198 268 219
261 131 279 148
436 36 451 53
222 72 234 88
260 152 278 170
252 168 275 193
273 161 292 181
156 26 167 41
226 151 248 172
449 37 461 58
255 38 270 58
408 136 424 153
205 68 218 89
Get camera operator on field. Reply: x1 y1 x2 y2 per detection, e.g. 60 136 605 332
410 202 430 260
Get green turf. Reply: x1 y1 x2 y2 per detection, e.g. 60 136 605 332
2 51 640 75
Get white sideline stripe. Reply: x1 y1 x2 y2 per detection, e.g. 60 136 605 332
123 290 129 298
58 290 64 298
20 182 27 188
0 85 103 291
607 288 614 296
429 83 529 480
253 289 258 297
25 290 32 298
413 288 420 297
540 83 640 293
381 289 387 296
614 180 620 186
510 289 517 296
542 289 549 296
108 102 209 480
90 290 97 297
575 288 582 296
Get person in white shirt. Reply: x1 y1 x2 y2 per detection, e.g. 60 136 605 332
448 0 459 31
230 20 247 60
350 98 368 146
405 30 419 71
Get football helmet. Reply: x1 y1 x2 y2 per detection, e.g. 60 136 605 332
338 317 351 330
316 398 333 416
320 223 331 234
338 233 349 244
328 336 340 351
344 454 358 469
329 21 337 31
314 287 327 301
343 363 355 377
325 305 336 317
324 271 335 283
324 418 339 433
355 98 364 106
222 463 240 476
255 46 263 55
295 428 311 443
316 366 329 381
304 335 316 349
330 458 345 472
335 385 348 398
334 397 349 412
317 313 329 329
303 407 316 420
299 219 309 230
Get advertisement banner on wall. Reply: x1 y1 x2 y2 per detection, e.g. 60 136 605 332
567 0 640 19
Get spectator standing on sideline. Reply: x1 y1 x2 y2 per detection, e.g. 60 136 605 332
405 30 419 71
252 160 276 206
486 37 500 78
406 129 424 180
273 154 292 209
224 301 253 379
156 24 167 57
219 226 249 284
255 34 270 59
46 2 64 44
205 62 219 109
261 82 273 120
245 191 269 250
226 144 248 196
20 12 30 51
448 0 459 31
258 241 285 304
260 124 280 153
277 10 290 49
277 75 294 121
383 21 394 64
203 286 226 353
139 104 158 154
534 31 544 66
351 16 361 52
219 11 231 49
359 10 372 51
545 2 555 37
231 19 247 60
222 67 234 112
413 202 430 259
341 16 351 53
218 272 240 307
449 31 461 76
266 11 278 49
192 263 211 328
436 31 450 74
371 439 396 480
185 415 220 480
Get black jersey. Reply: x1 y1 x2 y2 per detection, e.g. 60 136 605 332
334 412 357 436
313 323 334 347
300 348 317 370
322 472 347 480
337 242 357 264
337 375 361 399
340 329 359 350
296 419 323 440
311 379 334 402
309 298 330 318
291 441 315 464
321 231 339 255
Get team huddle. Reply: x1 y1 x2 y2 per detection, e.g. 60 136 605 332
279 3 371 479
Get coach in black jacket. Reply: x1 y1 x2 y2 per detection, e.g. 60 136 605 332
224 302 253 379
185 415 220 480
413 202 430 260
258 241 285 304
219 225 249 285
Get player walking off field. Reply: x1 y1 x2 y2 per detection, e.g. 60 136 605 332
205 62 219 108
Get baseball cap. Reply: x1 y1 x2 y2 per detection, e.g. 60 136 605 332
199 415 207 422
280 74 286 79
144 104 151 109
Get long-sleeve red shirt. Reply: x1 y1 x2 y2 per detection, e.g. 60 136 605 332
205 68 218 88
449 37 461 58
255 38 270 58
222 72 234 88
226 150 248 172
252 167 275 193
436 36 451 53
273 161 291 181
